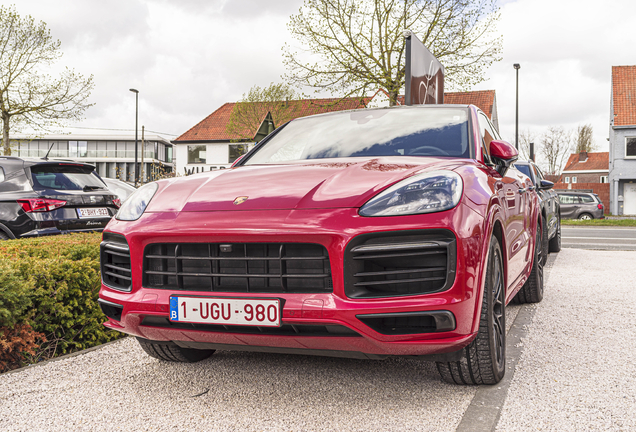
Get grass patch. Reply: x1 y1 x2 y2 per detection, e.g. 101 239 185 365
561 218 636 227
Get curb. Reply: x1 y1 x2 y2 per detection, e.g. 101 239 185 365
2 336 128 376
455 253 557 432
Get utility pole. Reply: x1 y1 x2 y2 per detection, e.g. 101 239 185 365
141 125 145 185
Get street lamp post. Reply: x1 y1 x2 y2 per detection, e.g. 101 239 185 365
513 64 520 151
129 88 139 186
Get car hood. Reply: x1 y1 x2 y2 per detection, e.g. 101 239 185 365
146 157 462 212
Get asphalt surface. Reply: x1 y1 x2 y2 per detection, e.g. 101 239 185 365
1 248 634 431
562 226 636 250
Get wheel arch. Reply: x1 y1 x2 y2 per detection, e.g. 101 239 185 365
0 222 16 239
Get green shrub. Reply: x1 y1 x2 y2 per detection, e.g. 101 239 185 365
0 232 124 372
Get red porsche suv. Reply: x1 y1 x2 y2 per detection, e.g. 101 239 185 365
98 105 544 385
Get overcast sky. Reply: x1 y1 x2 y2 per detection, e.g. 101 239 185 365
8 0 636 152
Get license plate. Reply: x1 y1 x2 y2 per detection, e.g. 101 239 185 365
169 296 281 327
77 207 109 218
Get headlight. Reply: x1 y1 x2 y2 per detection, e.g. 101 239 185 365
359 171 463 217
115 182 158 221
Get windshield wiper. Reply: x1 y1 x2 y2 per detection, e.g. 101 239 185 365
83 185 105 192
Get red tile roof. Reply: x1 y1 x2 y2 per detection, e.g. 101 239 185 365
175 97 369 142
175 90 497 142
444 90 496 119
384 90 495 118
562 152 609 172
612 66 636 127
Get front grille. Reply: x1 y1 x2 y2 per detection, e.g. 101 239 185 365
344 230 456 298
140 316 359 337
100 233 132 291
143 242 332 293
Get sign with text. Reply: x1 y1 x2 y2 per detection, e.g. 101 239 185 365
404 30 444 105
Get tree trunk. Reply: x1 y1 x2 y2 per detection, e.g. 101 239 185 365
389 90 399 107
2 111 10 156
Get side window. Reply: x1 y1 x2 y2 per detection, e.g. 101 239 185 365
0 169 30 192
533 165 544 182
559 195 579 204
579 195 594 204
0 167 5 183
477 112 499 163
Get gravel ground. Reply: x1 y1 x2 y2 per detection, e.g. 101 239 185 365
496 248 636 432
0 336 478 431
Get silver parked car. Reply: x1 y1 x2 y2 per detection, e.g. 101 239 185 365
557 192 605 220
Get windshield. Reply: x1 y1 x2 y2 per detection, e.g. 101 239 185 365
244 107 470 164
515 164 532 180
31 164 106 191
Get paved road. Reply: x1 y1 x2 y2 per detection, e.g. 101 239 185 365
561 225 636 250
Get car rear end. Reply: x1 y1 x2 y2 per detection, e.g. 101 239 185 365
10 160 120 237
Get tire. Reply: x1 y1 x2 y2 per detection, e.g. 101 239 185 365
136 337 215 363
549 215 562 253
437 236 505 385
512 219 544 304
0 231 9 241
578 213 593 220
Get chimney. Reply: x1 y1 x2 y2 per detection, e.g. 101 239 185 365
579 151 588 162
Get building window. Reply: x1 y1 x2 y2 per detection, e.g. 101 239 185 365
565 176 570 183
600 176 608 183
627 137 636 158
229 144 248 163
572 176 577 183
188 145 206 164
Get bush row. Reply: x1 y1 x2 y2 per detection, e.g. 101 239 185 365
0 232 124 372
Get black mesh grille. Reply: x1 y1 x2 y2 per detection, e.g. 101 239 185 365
143 242 332 293
344 230 456 298
100 233 132 292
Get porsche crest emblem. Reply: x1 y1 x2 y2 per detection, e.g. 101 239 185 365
233 196 249 205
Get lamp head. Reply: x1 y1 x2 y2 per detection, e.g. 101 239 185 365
129 88 139 93
513 63 520 70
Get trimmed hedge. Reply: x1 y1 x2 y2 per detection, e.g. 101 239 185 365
0 232 124 372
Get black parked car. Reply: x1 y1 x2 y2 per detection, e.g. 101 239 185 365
0 156 121 240
515 161 561 256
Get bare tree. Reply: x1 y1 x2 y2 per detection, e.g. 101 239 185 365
283 0 502 105
574 124 596 153
540 126 572 175
226 82 301 141
518 129 537 161
0 6 94 155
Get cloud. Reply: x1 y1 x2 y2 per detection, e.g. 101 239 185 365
475 0 636 151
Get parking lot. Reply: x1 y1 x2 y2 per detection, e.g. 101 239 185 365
1 247 635 432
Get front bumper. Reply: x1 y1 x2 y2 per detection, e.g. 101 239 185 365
98 204 487 357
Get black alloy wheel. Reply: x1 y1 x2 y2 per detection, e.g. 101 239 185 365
549 215 562 253
511 218 544 304
137 338 215 363
437 236 506 385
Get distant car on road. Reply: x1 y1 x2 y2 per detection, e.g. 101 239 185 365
0 156 120 240
514 161 561 256
102 177 137 202
557 191 604 220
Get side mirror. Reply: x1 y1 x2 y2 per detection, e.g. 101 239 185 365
539 179 554 190
489 140 518 177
